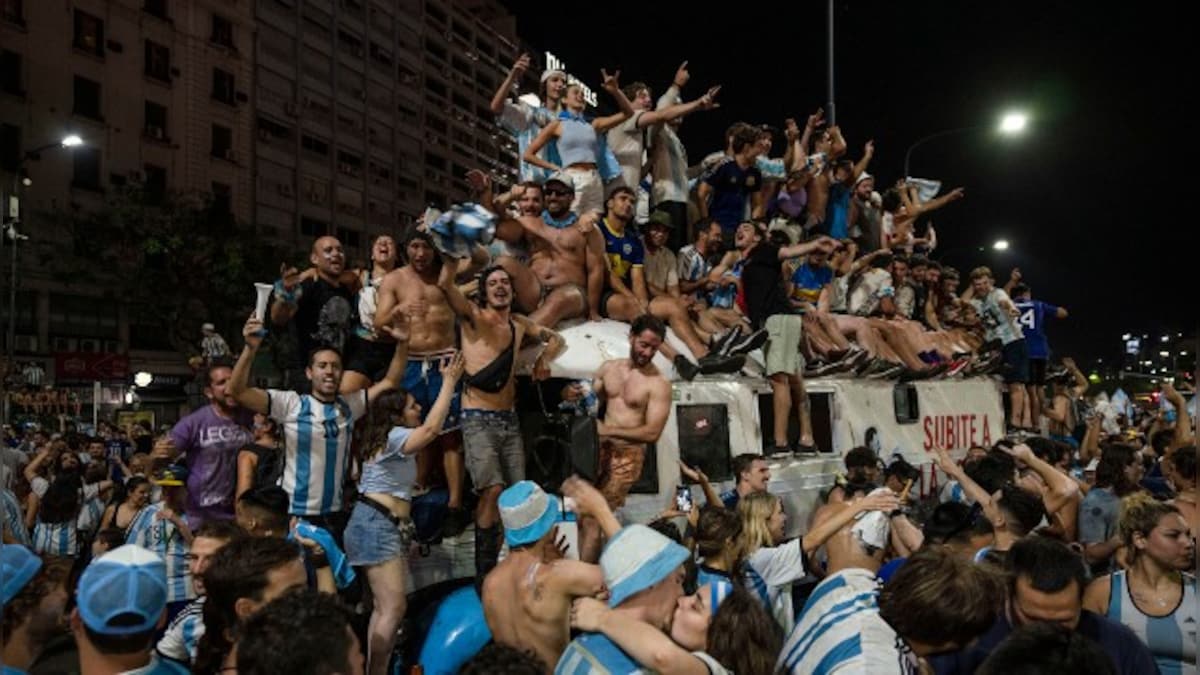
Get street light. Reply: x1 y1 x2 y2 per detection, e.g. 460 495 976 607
992 240 1010 251
2 134 86 423
903 111 1030 179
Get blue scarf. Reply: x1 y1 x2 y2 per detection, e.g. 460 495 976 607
542 209 578 230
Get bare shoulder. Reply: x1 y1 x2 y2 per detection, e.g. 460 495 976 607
1082 574 1112 612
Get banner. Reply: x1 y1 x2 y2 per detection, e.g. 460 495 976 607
54 352 130 384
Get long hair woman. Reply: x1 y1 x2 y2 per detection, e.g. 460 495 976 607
1083 492 1195 675
694 505 743 604
344 352 463 675
98 475 152 539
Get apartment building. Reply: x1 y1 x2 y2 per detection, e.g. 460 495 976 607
252 0 521 261
0 0 257 419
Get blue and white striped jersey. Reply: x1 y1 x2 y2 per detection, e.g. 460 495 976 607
268 389 367 516
127 502 193 604
157 596 205 666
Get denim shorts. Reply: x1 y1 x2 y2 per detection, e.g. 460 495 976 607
462 409 525 491
344 502 414 566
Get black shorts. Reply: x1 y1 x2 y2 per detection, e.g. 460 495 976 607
1028 358 1048 385
599 290 617 319
344 334 396 381
1001 339 1031 384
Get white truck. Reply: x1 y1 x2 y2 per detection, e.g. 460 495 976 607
407 319 1004 589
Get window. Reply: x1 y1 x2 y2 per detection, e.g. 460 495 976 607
425 41 447 63
211 182 231 215
210 14 234 48
49 294 118 339
212 68 236 105
337 150 362 176
337 226 361 248
2 0 25 26
1 50 21 96
338 29 364 58
211 124 232 159
73 76 102 120
893 383 920 424
143 164 166 202
301 134 328 157
257 116 292 141
72 147 102 190
73 10 105 57
143 0 168 20
300 217 328 236
1 123 19 172
143 101 168 140
144 40 170 82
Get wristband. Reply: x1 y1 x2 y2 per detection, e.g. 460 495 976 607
308 552 330 569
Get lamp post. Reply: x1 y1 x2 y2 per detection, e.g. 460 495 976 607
2 135 84 422
902 111 1029 179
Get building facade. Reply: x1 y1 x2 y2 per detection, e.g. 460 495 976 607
0 0 523 423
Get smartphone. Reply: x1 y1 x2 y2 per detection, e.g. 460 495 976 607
675 485 694 513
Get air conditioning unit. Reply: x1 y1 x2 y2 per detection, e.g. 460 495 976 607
78 339 101 353
13 335 37 352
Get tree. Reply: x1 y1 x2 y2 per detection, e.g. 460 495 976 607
56 184 294 360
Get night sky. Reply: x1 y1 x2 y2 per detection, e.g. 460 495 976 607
499 1 1192 367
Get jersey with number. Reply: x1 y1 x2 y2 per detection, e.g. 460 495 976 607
127 502 194 604
598 218 645 287
1014 299 1060 359
269 389 367 516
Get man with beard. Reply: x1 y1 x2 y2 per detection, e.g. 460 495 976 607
159 363 254 527
570 315 673 562
374 229 471 534
229 308 409 540
439 258 565 581
1 546 72 674
271 236 358 392
490 172 607 328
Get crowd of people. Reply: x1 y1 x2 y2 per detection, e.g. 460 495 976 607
0 52 1196 675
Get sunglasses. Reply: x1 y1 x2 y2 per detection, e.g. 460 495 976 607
543 187 573 197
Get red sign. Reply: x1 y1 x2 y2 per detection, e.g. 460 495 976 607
54 352 130 383
922 413 993 452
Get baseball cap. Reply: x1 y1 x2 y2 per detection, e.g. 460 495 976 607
543 171 575 193
201 322 215 332
76 545 168 635
600 524 690 607
152 465 187 487
1 544 42 605
645 210 673 229
498 481 560 548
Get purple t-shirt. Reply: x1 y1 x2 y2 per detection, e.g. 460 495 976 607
169 405 254 526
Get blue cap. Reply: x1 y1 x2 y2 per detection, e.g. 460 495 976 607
498 481 560 548
1 544 43 605
76 545 167 635
601 525 690 607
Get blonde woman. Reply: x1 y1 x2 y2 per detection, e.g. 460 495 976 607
344 352 464 675
1083 492 1196 675
736 489 898 633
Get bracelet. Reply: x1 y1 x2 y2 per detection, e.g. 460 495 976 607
308 552 330 569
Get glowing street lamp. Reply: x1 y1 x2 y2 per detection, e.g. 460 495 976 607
992 240 1010 251
999 112 1028 135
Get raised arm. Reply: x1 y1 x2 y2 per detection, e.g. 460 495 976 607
403 353 464 453
932 445 1003 528
592 69 635 133
679 461 722 509
851 140 874 181
914 187 965 217
801 491 900 557
229 316 270 415
523 122 562 172
269 264 303 327
1003 268 1021 296
490 53 529 115
437 252 480 326
827 125 847 158
695 181 712 220
638 86 720 128
596 379 671 444
778 235 836 261
1001 443 1079 516
563 475 622 541
1162 383 1195 448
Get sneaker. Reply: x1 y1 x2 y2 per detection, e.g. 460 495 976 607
839 347 872 370
806 360 854 377
674 355 700 382
767 444 792 459
793 442 819 456
698 353 746 375
867 364 905 380
727 328 768 356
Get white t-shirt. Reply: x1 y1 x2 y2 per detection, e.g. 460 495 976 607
606 111 647 191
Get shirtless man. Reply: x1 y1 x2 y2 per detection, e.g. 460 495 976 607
491 172 606 328
439 255 565 581
374 230 469 534
568 315 673 562
482 479 606 672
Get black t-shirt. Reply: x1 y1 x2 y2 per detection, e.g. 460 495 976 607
288 277 356 367
742 243 791 329
240 442 283 492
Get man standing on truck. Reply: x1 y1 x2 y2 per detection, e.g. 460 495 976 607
568 315 673 563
